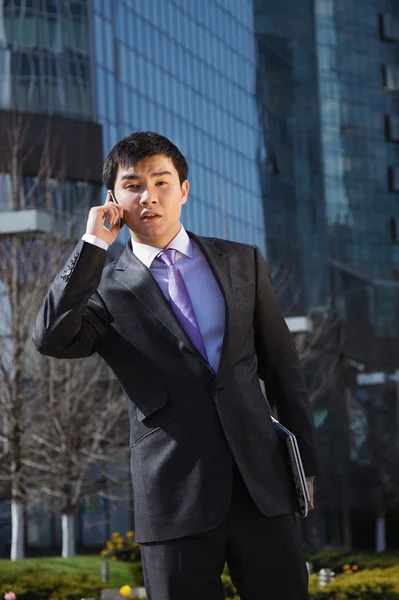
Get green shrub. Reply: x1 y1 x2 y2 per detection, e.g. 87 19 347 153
307 548 399 574
129 561 144 587
0 570 106 600
308 566 399 599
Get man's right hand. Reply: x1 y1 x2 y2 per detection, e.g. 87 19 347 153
85 191 124 246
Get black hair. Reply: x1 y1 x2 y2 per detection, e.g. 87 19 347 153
102 131 189 190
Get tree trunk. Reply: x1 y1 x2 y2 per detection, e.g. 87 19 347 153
11 500 25 560
62 513 76 557
376 515 386 552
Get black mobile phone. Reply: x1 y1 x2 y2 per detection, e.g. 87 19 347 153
109 190 124 228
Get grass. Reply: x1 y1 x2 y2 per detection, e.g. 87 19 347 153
0 555 133 587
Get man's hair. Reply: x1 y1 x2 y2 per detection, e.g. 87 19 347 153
102 131 189 190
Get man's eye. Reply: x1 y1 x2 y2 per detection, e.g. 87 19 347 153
126 184 140 190
156 181 167 186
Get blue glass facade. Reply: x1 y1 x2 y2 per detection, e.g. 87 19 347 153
0 0 101 237
91 0 266 252
315 0 399 339
0 0 94 119
253 0 399 548
254 0 399 338
254 0 329 311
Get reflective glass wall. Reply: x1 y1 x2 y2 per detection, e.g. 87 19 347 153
315 0 399 337
254 0 328 311
91 0 265 252
0 0 94 120
0 0 100 239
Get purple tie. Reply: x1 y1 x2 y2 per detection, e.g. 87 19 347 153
156 249 208 361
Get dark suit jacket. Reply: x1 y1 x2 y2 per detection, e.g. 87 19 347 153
33 232 321 543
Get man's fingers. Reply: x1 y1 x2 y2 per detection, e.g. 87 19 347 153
85 197 124 245
101 202 123 226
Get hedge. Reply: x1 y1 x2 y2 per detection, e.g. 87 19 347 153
3 561 399 600
308 566 399 599
0 571 107 600
223 565 399 600
306 548 399 574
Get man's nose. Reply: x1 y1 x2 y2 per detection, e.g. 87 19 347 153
139 190 157 205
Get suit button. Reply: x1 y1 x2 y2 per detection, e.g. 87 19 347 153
213 385 223 395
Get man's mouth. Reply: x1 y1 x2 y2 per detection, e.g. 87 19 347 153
141 212 161 222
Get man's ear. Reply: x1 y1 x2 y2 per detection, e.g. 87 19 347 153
181 180 189 204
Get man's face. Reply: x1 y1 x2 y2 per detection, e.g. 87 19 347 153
113 154 189 249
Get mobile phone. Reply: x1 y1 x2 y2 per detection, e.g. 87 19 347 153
109 190 124 228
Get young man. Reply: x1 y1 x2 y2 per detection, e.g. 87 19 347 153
33 132 321 600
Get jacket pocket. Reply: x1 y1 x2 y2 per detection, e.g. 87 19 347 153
136 389 168 422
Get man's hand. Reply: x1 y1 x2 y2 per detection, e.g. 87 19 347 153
306 476 315 510
85 191 124 246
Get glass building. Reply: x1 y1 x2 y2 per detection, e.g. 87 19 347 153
254 0 329 312
315 0 399 341
254 0 399 333
92 0 265 251
0 0 93 118
254 0 399 548
0 0 102 236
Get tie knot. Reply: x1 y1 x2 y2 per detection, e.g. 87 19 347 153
156 248 177 267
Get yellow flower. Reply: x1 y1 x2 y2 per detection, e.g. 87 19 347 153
120 585 132 597
343 564 350 571
352 564 359 571
111 555 117 561
126 531 135 537
112 532 121 540
100 550 107 556
117 542 124 548
106 541 115 550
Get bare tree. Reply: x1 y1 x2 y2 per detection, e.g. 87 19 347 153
294 311 344 407
0 235 69 559
0 111 99 559
25 352 129 557
271 263 344 406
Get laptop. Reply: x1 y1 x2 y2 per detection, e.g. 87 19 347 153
271 416 311 518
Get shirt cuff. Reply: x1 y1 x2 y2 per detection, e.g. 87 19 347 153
82 234 109 251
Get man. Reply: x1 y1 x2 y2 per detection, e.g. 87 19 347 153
33 132 321 599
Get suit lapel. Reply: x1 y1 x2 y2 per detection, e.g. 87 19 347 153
188 232 234 380
114 242 200 357
114 235 235 381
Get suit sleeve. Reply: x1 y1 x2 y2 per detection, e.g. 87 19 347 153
32 240 109 359
253 246 322 476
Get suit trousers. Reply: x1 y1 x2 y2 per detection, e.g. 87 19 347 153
140 464 310 600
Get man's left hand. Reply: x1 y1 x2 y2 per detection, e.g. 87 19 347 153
306 476 315 510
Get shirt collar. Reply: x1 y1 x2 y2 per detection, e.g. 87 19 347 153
131 225 194 269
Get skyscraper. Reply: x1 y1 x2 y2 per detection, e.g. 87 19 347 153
254 0 328 312
254 0 399 342
254 0 399 548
